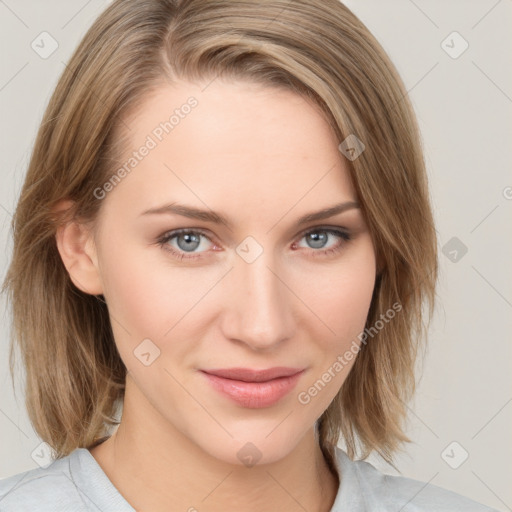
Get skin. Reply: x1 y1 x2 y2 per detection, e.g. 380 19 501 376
55 78 377 512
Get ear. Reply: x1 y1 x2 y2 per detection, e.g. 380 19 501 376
54 200 104 296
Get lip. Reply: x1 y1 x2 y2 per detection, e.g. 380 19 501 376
200 367 305 408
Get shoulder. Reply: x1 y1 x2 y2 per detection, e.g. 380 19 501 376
332 446 499 511
0 451 87 512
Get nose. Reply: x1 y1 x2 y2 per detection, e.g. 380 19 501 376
220 250 295 351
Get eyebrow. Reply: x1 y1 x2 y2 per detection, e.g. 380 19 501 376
140 200 360 228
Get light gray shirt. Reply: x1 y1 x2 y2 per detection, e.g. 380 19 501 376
0 444 499 511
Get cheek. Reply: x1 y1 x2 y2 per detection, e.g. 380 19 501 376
297 238 376 351
293 247 376 411
97 233 210 349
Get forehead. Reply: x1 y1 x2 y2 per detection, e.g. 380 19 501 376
123 78 339 155
101 78 357 221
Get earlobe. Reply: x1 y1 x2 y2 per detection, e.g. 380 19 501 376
54 202 104 296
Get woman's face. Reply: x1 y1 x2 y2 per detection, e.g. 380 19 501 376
89 78 377 465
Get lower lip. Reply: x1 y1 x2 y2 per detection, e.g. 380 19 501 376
200 371 304 408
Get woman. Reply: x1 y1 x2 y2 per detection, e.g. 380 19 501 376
0 0 498 510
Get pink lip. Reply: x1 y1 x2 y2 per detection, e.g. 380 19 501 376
200 367 305 408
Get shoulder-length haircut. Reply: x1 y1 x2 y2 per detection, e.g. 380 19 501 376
2 0 437 472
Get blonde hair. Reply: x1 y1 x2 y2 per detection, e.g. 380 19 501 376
2 0 437 473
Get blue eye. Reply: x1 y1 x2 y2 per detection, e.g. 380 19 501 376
295 228 352 258
157 229 214 261
156 227 352 261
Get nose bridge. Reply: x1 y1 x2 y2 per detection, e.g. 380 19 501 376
224 242 293 350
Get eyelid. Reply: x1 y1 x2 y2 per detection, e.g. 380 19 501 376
156 224 352 260
160 227 217 246
296 223 349 237
157 224 349 245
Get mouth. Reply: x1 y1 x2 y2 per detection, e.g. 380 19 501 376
199 367 305 408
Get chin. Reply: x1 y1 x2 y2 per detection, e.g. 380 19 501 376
194 426 304 468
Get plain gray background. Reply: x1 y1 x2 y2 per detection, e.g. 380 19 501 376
1 1 511 510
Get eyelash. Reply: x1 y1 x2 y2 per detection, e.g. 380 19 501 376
156 226 352 262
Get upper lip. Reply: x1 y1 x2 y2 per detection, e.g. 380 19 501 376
201 367 304 382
